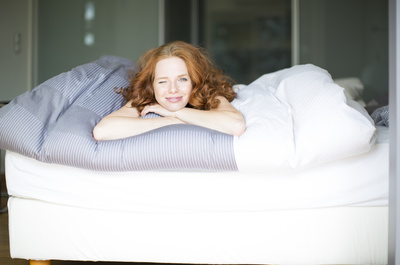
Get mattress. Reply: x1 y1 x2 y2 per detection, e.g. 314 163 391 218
5 126 389 213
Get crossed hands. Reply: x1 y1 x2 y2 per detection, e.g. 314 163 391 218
141 103 178 118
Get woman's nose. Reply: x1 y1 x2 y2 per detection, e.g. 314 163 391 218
169 82 178 93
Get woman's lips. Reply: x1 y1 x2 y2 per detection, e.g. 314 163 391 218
166 96 182 103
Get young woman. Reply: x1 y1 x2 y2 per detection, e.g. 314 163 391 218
93 41 246 141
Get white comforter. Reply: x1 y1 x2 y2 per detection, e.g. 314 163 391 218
232 64 376 171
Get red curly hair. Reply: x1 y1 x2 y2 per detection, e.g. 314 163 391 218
120 41 236 114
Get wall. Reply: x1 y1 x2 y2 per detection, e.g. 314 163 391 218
299 0 388 104
0 0 34 101
38 0 160 83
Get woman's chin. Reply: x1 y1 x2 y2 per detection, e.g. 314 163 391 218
169 107 185 113
163 104 186 113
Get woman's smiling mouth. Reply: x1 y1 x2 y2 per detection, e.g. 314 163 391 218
166 96 183 102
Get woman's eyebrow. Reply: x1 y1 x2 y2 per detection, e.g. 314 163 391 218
155 73 189 80
154 76 167 81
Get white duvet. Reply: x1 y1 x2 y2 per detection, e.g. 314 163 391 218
232 64 376 171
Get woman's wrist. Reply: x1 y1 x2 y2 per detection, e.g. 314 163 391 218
165 116 185 124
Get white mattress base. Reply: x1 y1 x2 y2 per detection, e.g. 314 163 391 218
9 197 388 264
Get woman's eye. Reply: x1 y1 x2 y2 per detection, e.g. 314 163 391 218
179 78 188 82
158 81 167 84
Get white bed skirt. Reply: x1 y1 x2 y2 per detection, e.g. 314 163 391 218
8 197 388 264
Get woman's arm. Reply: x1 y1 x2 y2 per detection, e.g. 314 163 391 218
141 96 246 136
94 97 246 141
92 101 184 141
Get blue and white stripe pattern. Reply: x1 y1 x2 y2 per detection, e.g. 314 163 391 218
0 56 237 172
371 105 389 127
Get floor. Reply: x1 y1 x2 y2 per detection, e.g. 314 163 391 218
0 173 155 265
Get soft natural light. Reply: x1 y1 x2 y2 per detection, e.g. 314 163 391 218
84 1 95 21
84 32 95 46
84 1 95 46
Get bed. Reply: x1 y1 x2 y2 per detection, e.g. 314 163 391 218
0 56 389 264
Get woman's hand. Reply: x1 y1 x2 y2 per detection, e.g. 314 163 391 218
142 97 246 137
173 97 246 136
141 103 176 118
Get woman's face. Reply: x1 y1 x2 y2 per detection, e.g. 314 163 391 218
153 56 193 112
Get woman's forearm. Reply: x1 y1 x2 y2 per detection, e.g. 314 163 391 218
93 116 183 141
175 108 246 136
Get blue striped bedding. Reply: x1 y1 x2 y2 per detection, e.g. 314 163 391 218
0 56 377 172
0 56 236 171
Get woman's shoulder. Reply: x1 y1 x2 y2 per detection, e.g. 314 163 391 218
107 100 139 118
